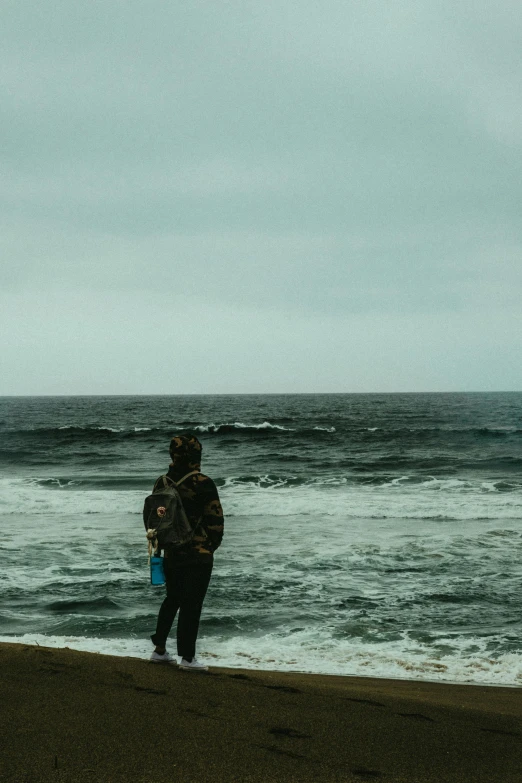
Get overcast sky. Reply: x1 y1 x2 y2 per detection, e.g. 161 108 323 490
1 1 521 394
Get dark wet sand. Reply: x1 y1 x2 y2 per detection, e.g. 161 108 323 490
1 643 521 782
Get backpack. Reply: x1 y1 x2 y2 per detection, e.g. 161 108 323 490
143 470 200 555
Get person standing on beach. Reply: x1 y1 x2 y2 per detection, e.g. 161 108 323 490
149 434 224 670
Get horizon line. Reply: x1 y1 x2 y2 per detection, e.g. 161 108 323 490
1 390 520 398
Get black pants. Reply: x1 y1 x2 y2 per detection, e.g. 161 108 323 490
151 557 213 661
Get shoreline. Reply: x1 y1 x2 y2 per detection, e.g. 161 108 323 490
1 636 518 690
1 642 521 782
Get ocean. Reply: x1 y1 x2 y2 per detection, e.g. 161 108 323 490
1 392 521 685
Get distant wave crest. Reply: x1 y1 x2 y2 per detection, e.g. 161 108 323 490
192 421 295 434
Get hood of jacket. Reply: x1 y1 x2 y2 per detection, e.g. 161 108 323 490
168 434 202 478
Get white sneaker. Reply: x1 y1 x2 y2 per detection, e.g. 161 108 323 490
179 658 208 671
150 651 177 665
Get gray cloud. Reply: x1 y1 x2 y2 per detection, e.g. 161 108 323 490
1 0 521 392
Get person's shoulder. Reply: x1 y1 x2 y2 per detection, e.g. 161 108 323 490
193 472 220 493
194 472 215 487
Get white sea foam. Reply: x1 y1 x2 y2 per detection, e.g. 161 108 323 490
192 421 336 433
221 481 522 521
193 421 295 433
2 631 521 687
1 476 521 521
2 482 522 689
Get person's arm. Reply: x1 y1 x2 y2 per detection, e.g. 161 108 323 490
201 478 224 552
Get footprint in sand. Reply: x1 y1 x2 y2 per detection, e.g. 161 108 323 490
269 726 311 739
397 712 434 722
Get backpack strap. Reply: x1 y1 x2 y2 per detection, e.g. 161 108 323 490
175 470 200 486
162 470 200 488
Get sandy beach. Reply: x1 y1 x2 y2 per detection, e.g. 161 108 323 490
1 643 521 782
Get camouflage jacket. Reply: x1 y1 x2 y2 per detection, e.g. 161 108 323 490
151 467 224 563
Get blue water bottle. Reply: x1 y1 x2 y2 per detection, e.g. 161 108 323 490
150 555 165 586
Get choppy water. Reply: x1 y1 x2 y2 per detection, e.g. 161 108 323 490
1 393 521 685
